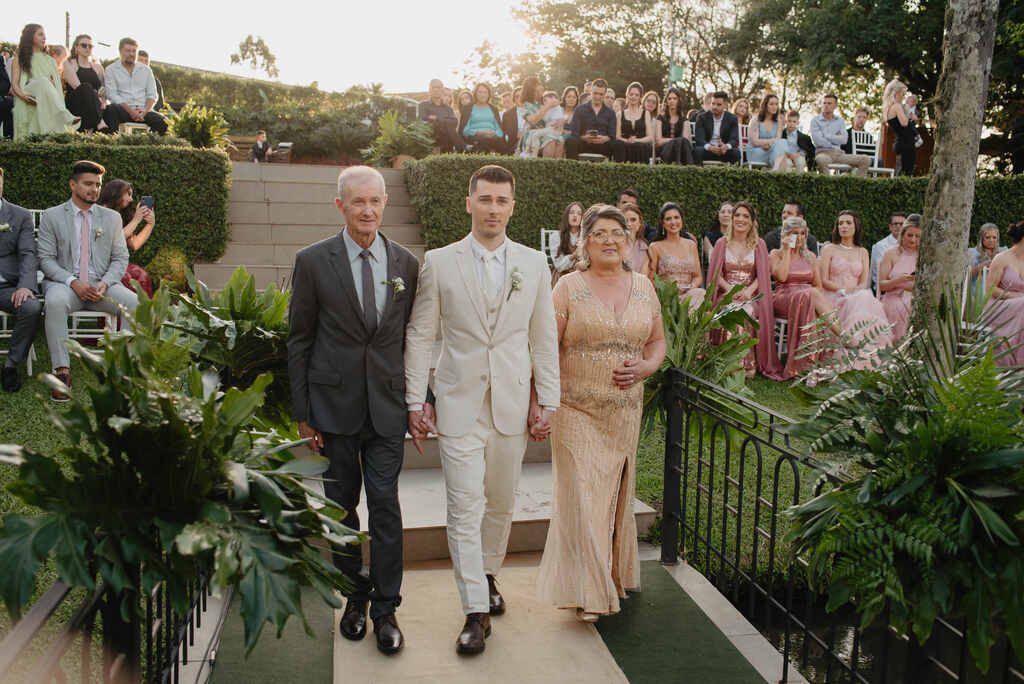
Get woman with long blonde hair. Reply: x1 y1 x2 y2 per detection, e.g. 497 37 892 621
883 79 918 175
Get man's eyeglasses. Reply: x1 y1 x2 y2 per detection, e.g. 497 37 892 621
589 229 628 243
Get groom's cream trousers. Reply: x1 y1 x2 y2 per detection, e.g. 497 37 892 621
439 388 528 614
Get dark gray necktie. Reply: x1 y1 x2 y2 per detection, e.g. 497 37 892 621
360 249 377 335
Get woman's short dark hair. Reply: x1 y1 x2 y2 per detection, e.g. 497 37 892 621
1007 221 1024 245
558 201 585 256
468 164 515 196
831 209 863 246
560 86 579 109
655 201 684 241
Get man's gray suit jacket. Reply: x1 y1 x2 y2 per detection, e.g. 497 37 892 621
0 200 38 291
287 230 420 437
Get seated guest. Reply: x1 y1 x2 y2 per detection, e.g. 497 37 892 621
769 217 837 379
458 82 506 154
818 210 893 367
693 91 740 165
985 221 1024 367
884 79 919 176
870 212 905 292
250 130 270 162
47 45 68 75
616 82 655 163
38 161 138 401
566 78 623 162
732 98 751 126
703 201 733 263
612 97 625 115
0 167 43 392
519 79 565 158
968 223 1006 299
708 202 783 379
841 107 874 154
648 202 704 310
656 87 693 165
622 203 650 276
615 189 671 243
456 90 473 110
551 201 585 279
763 202 819 254
604 88 616 109
560 86 579 141
746 94 789 170
689 93 713 124
580 81 593 104
97 179 154 297
501 90 519 153
0 48 13 139
419 78 463 153
779 110 812 172
810 93 869 176
12 23 78 140
878 213 922 340
135 50 164 111
102 37 168 134
63 34 106 133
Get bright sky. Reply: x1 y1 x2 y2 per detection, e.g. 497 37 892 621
5 1 533 93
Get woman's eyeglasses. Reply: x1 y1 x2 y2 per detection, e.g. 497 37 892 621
589 229 628 243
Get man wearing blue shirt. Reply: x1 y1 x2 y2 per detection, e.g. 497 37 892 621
810 94 869 175
566 79 625 162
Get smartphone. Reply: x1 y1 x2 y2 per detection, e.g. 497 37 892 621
586 129 599 136
139 196 154 209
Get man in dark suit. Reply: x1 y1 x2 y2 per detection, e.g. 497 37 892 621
0 168 43 392
250 130 270 163
500 91 518 156
0 55 13 139
287 166 420 656
693 91 741 165
763 202 820 254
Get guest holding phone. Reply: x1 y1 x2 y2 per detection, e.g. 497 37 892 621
98 179 154 296
879 213 923 340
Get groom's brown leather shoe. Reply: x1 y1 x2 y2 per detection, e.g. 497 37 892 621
486 574 505 615
339 599 368 641
373 614 404 654
456 612 491 655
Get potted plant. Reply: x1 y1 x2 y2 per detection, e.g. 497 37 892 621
361 110 435 168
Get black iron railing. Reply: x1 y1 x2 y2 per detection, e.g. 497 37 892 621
0 573 212 684
660 369 1024 684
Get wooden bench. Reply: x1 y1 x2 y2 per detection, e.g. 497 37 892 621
227 136 292 163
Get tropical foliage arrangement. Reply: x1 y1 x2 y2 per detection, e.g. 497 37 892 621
362 110 436 167
785 291 1024 672
169 100 232 149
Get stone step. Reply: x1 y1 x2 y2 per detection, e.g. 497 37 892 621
215 229 424 268
193 263 290 290
231 179 412 206
228 201 418 226
349 463 657 563
231 162 408 184
223 223 421 249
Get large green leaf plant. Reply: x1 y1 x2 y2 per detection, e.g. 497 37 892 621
0 286 363 655
785 291 1024 672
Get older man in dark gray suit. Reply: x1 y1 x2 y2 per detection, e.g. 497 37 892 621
287 165 420 655
0 167 43 392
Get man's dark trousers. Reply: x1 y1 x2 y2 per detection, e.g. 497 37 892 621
565 136 626 162
102 105 168 134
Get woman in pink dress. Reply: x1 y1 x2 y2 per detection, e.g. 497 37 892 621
769 217 836 379
621 203 649 276
647 202 704 310
879 215 923 341
984 221 1024 367
707 202 783 379
818 210 894 366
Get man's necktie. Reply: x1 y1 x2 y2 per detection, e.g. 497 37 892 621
79 210 91 284
360 249 377 335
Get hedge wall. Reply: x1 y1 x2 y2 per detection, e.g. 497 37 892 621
0 141 231 266
405 155 1024 251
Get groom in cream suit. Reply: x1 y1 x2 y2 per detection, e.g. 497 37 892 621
405 165 559 655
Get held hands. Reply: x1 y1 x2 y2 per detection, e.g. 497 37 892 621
408 404 438 455
527 399 554 442
613 358 649 391
298 421 324 453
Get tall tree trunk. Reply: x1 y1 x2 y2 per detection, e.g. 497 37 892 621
910 0 999 332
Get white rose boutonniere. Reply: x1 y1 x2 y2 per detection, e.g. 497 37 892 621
0 224 10 233
382 276 406 300
94 227 104 240
507 267 523 301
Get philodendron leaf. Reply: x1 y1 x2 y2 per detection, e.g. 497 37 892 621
175 522 223 555
0 514 59 612
212 536 241 595
238 536 306 655
269 455 329 478
52 516 95 590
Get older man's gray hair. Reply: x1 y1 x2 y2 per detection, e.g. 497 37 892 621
337 165 386 201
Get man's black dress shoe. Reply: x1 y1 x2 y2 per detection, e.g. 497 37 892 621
2 365 20 393
486 574 505 615
456 612 490 655
373 614 404 654
339 599 368 641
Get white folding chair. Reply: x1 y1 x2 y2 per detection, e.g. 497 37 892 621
68 311 117 342
578 153 607 162
541 229 560 268
775 318 789 357
0 312 36 376
851 129 894 178
739 124 768 170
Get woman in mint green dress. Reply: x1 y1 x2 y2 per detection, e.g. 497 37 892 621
11 24 78 140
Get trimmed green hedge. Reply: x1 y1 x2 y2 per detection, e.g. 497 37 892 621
405 155 1024 250
0 141 231 266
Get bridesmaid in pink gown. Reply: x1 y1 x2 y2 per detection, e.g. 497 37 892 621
985 222 1024 367
647 202 705 310
879 217 923 341
769 217 837 379
707 202 783 379
818 210 893 366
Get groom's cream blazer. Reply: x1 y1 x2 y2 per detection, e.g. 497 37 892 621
405 234 559 437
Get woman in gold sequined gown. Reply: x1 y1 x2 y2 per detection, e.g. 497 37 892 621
536 204 667 622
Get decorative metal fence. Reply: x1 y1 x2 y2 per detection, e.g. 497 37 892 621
659 369 1024 684
0 573 212 684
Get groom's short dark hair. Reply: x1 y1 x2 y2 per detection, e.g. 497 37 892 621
71 160 106 180
469 165 515 196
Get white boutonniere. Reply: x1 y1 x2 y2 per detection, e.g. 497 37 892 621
507 267 523 301
382 276 405 299
93 227 104 240
0 224 9 233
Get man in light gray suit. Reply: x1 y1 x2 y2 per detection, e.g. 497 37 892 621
0 167 43 392
287 166 420 655
38 160 137 401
